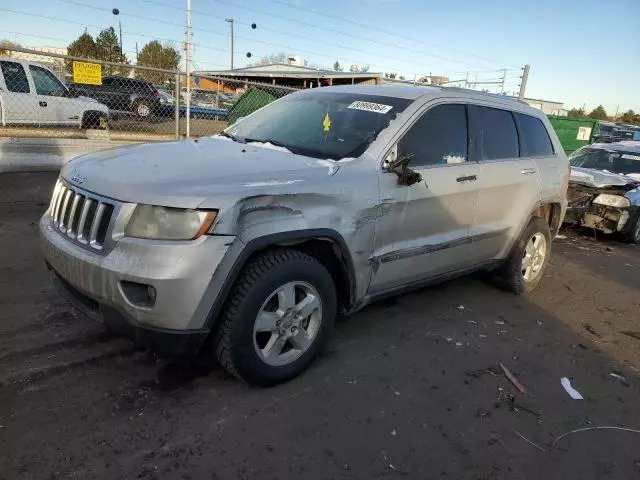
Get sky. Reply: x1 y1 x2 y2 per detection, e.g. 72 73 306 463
1 0 639 113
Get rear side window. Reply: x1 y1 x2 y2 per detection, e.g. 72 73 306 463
514 113 554 156
0 61 30 93
469 105 518 160
398 104 468 166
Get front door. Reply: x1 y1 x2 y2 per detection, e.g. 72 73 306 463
28 64 78 126
0 60 38 124
369 102 480 295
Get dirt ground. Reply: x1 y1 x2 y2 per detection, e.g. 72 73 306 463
1 172 639 480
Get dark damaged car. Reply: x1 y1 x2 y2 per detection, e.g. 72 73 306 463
565 141 640 243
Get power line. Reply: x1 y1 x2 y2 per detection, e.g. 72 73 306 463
266 0 520 68
139 0 509 73
3 5 521 81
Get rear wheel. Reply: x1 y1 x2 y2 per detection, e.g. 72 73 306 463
213 249 337 386
134 100 152 119
496 217 551 294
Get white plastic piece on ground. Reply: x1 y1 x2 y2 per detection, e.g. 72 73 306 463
561 377 584 400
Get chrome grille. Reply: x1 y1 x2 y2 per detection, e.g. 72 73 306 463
48 180 115 251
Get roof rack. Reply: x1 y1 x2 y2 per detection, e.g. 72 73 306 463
440 86 529 105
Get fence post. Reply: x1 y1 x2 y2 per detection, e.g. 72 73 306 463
174 72 180 139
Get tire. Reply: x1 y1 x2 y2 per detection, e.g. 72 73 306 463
213 249 337 387
81 111 107 129
495 217 551 294
134 100 152 119
625 211 640 245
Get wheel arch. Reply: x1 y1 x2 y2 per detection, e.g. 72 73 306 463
205 229 356 330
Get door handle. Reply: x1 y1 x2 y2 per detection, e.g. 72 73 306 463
39 101 47 107
521 168 537 175
456 175 477 183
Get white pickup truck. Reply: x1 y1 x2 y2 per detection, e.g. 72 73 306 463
0 57 108 129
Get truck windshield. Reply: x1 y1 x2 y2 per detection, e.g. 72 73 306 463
224 92 412 160
570 147 640 175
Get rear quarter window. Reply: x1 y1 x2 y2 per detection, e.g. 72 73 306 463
469 105 519 161
0 61 30 94
514 113 554 157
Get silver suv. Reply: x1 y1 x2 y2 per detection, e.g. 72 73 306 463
40 86 569 386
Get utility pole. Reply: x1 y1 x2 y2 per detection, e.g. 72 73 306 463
135 42 138 62
518 64 530 100
500 68 506 94
185 0 192 137
225 18 235 70
465 72 468 89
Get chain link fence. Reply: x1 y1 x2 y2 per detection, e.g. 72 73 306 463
0 46 297 142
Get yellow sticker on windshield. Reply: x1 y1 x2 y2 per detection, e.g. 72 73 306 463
323 113 331 132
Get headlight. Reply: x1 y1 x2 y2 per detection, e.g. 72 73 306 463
125 205 217 240
593 194 630 208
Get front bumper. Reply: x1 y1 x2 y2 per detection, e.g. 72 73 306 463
40 213 236 354
565 203 633 234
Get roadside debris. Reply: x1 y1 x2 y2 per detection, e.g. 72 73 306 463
381 451 408 475
583 324 600 337
561 377 584 400
513 430 547 452
609 372 631 387
500 363 526 393
552 426 640 448
621 331 640 341
466 366 501 378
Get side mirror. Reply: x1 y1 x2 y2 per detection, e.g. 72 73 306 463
383 145 422 186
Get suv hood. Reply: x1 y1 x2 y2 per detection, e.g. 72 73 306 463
569 166 640 189
61 137 340 208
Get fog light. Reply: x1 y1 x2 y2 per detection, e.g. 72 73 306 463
120 281 157 308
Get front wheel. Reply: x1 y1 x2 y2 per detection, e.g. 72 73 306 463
213 249 337 386
496 217 551 294
625 211 640 244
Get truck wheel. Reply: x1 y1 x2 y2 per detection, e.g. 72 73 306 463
496 217 551 294
81 111 107 129
134 100 152 119
213 249 337 386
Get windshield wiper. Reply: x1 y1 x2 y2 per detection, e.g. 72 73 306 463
216 131 245 143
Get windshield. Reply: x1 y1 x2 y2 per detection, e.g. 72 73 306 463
225 92 412 160
569 147 640 175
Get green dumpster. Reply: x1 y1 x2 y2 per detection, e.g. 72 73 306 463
227 87 277 125
547 116 599 155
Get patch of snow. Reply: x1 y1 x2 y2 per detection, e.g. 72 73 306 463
242 179 303 187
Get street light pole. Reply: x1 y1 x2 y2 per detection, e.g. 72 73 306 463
185 0 192 137
112 9 122 55
225 18 234 70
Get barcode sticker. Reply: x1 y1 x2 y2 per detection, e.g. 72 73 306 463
347 101 393 114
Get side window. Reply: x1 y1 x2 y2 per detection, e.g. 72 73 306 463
28 65 67 97
469 105 518 161
398 104 468 166
514 113 554 157
0 61 30 93
102 77 113 86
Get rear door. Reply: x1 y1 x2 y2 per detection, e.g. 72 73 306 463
515 113 563 212
470 105 541 262
28 64 79 126
369 102 481 294
0 60 38 124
